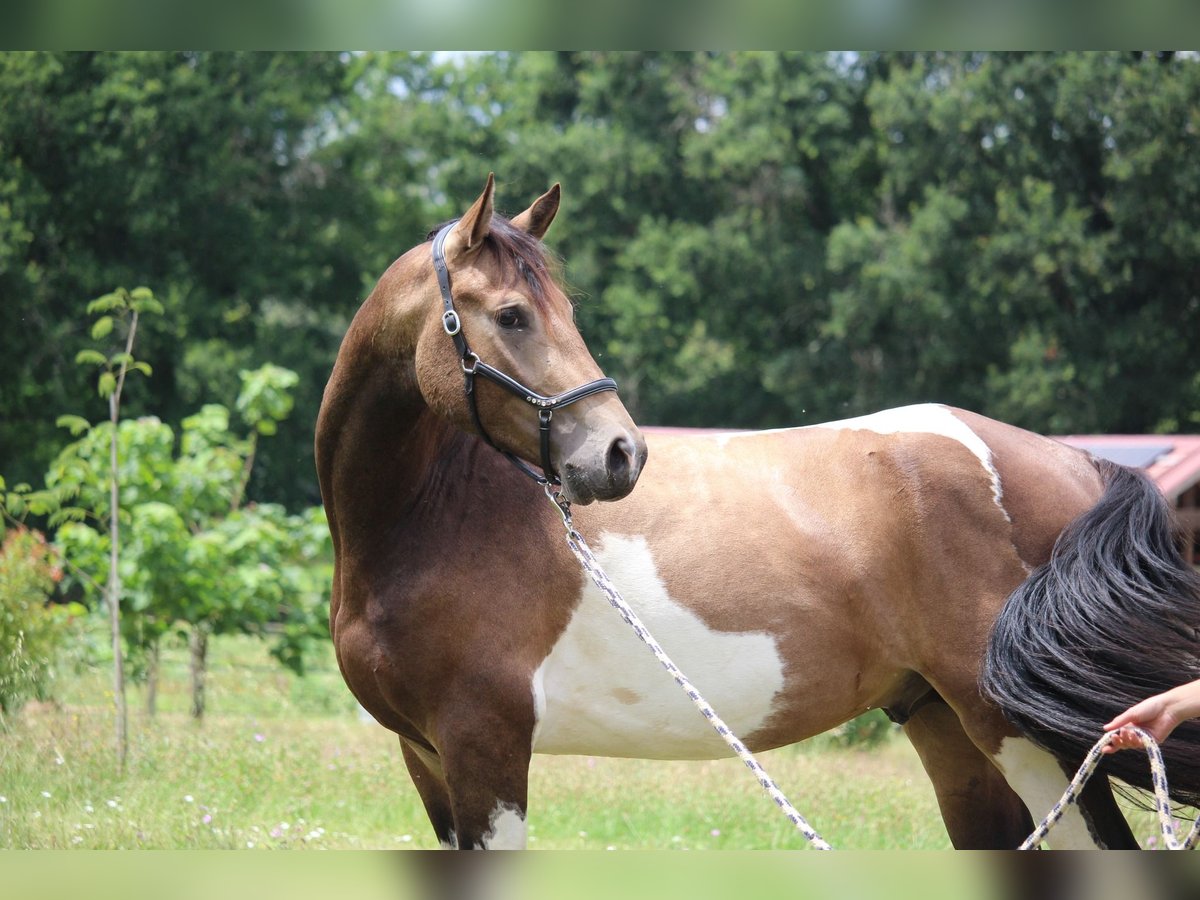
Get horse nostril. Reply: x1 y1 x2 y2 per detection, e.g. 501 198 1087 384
607 436 634 480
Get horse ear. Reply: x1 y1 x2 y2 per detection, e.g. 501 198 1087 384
511 184 561 240
444 173 496 260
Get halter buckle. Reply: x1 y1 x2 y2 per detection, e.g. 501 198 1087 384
442 309 462 336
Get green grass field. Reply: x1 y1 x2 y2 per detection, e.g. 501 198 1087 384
0 633 1174 850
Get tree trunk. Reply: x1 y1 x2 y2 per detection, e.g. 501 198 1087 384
108 390 128 771
145 638 160 718
104 306 139 772
189 626 208 721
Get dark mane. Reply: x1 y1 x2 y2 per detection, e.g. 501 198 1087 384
427 216 563 311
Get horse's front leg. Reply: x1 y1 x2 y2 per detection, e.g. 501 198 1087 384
433 691 537 850
400 741 457 848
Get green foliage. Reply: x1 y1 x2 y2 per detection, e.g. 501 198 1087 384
819 709 897 749
236 364 300 436
0 527 82 716
179 503 331 675
76 286 157 405
0 52 366 507
440 51 1200 434
15 300 329 690
46 364 331 678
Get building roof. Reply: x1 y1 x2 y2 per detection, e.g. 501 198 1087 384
1056 434 1200 501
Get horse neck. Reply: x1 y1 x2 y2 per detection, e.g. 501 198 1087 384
317 343 467 556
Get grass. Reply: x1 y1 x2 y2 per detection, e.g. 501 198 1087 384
0 632 1182 850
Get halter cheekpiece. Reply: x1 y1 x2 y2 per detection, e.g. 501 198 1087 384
431 221 619 486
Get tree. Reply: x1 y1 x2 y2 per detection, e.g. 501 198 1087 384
81 287 157 767
50 364 329 719
822 52 1200 434
0 52 386 509
5 285 160 766
434 52 879 427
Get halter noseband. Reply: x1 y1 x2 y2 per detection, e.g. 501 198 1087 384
431 221 619 486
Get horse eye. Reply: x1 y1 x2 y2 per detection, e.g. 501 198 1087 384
496 308 524 330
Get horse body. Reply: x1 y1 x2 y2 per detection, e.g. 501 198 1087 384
535 405 1097 761
528 406 1133 850
317 177 1164 850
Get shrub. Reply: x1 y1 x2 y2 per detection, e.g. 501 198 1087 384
0 527 79 717
826 709 898 749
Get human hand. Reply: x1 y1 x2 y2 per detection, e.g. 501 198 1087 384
1101 679 1200 754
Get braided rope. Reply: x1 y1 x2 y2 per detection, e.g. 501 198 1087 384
1020 726 1199 850
545 488 1197 851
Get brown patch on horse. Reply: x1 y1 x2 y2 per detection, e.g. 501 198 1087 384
612 687 642 706
612 423 1031 752
949 409 1104 569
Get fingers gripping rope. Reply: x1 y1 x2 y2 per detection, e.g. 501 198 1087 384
545 489 1197 850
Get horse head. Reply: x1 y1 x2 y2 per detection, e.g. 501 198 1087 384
412 175 646 504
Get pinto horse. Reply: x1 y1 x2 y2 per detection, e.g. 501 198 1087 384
317 176 1200 849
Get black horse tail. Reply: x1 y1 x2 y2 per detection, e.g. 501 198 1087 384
982 458 1200 807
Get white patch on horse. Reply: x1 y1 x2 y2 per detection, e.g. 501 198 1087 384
993 737 1102 849
481 801 527 850
531 533 785 760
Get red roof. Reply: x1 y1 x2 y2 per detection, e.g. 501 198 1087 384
1057 435 1200 501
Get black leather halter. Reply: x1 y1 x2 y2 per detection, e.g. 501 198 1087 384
431 221 619 486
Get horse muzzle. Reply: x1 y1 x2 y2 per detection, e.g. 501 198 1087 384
559 428 648 505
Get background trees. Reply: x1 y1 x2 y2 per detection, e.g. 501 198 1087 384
3 50 1198 512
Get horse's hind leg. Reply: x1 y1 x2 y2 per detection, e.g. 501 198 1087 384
1073 765 1137 850
903 697 1033 848
401 741 458 848
988 734 1137 848
910 694 1137 848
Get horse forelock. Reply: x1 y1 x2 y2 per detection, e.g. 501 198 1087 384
426 216 566 315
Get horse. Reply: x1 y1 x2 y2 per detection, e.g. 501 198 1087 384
316 175 1200 849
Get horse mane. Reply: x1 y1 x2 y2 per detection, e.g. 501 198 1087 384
427 215 565 313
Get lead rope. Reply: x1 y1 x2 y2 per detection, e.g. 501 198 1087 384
544 486 1199 851
1018 726 1199 850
